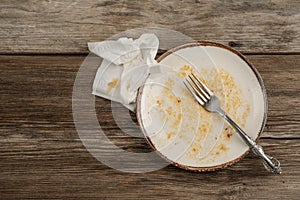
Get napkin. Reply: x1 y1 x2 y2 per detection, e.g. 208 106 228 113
88 34 159 111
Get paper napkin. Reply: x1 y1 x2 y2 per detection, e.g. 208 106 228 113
88 33 159 111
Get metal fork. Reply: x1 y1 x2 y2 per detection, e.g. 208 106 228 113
184 73 281 174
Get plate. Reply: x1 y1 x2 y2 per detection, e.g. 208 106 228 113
137 42 267 171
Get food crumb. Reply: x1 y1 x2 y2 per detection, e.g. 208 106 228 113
150 65 251 163
156 99 164 106
166 106 172 115
220 144 228 152
167 132 174 139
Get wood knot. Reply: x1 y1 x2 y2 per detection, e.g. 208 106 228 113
228 41 243 47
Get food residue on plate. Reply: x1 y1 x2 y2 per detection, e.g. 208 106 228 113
143 64 251 165
107 78 119 93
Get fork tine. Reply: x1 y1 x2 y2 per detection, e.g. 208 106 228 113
185 77 207 104
183 80 205 105
191 73 212 96
187 75 209 101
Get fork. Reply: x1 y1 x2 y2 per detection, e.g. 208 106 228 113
184 73 281 174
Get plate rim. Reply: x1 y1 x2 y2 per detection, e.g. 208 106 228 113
136 41 268 172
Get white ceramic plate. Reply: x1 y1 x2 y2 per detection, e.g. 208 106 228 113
137 42 267 171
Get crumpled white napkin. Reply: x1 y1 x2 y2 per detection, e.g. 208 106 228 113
88 33 159 111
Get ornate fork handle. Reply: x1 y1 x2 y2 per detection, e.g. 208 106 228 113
185 73 281 174
217 109 282 174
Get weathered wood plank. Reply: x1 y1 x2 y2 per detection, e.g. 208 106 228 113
0 0 299 54
246 55 300 138
0 139 299 199
0 55 299 198
0 55 299 139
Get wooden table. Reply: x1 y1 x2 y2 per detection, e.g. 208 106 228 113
1 1 299 199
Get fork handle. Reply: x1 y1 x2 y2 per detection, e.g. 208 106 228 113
217 109 282 174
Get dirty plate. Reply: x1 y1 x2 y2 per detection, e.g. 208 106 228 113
137 42 267 171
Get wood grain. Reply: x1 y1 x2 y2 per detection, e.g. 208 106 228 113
0 0 299 54
0 55 299 140
0 55 299 198
1 0 299 199
0 139 299 199
246 55 300 139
